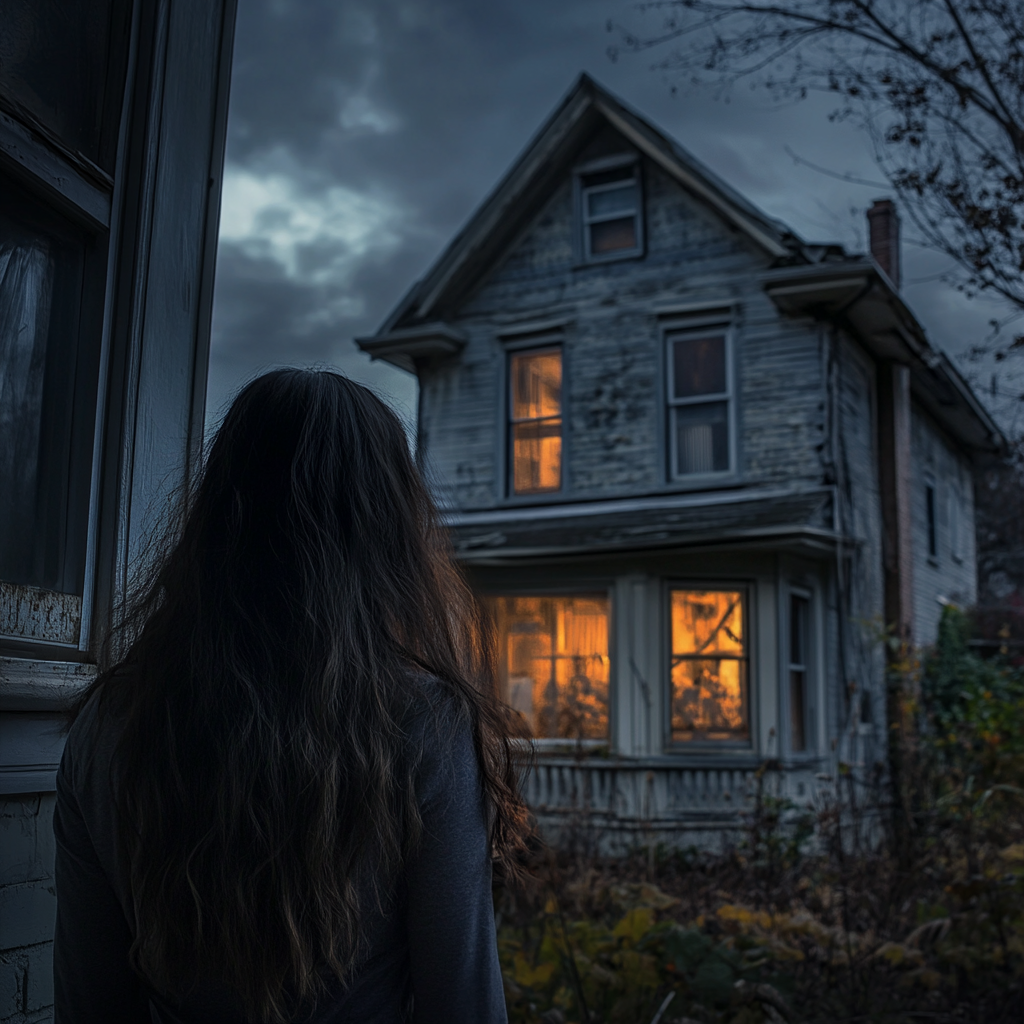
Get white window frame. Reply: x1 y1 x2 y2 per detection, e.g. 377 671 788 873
576 157 643 264
665 321 736 482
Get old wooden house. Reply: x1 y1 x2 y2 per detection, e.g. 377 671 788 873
358 75 1004 846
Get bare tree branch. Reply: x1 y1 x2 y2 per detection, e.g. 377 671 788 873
613 0 1024 315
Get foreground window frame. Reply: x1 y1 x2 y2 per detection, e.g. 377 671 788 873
508 346 563 497
665 322 735 482
0 5 128 651
484 591 611 746
668 585 751 747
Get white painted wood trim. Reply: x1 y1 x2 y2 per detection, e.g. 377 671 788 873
0 658 97 711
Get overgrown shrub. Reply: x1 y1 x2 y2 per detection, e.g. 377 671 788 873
922 604 1024 789
495 606 1024 1023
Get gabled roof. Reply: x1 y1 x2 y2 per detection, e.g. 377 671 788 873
362 73 798 342
357 73 1005 454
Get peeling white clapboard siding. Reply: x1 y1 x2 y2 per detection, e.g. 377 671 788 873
422 156 827 510
910 405 978 644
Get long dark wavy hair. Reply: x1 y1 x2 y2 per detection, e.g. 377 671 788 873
73 368 528 1021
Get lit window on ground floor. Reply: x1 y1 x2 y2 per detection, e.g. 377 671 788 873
670 588 749 743
485 593 609 740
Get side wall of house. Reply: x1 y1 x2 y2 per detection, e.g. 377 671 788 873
417 144 828 509
910 405 977 644
833 332 887 759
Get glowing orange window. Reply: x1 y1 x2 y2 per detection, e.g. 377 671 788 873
670 589 749 743
509 348 562 495
486 594 609 740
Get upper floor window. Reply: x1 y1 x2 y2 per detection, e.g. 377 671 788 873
579 163 642 261
669 587 749 744
486 592 610 742
667 327 733 479
509 347 562 495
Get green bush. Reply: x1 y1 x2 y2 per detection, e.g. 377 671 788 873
922 604 1024 791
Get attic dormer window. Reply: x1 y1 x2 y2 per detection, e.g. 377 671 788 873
579 162 642 261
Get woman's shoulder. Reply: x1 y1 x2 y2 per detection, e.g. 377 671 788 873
61 674 131 791
401 670 471 740
401 670 479 807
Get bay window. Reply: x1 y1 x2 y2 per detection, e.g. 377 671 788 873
486 593 610 741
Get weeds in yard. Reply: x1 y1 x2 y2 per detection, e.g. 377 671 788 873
495 607 1024 1023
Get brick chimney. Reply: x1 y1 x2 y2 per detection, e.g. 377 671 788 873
867 198 900 288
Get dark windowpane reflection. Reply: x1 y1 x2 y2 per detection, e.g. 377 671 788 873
672 334 726 398
589 216 637 254
925 483 937 557
0 0 128 169
0 173 93 593
587 185 637 218
674 401 729 475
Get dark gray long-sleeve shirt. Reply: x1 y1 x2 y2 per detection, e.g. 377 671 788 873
53 689 507 1024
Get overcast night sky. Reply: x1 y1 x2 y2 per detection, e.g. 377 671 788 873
207 0 1021 435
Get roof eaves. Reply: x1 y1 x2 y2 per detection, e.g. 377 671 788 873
762 262 1006 452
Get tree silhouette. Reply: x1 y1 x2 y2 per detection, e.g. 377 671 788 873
611 1 1024 334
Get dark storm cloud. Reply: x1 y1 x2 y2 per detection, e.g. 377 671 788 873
209 0 1018 431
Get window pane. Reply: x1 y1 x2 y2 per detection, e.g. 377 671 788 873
789 594 807 667
589 217 637 254
671 590 745 656
674 401 729 476
511 349 561 421
587 184 638 218
672 334 726 398
949 490 961 559
0 0 127 170
510 348 562 494
512 419 562 493
670 589 748 743
0 173 92 594
671 658 749 742
487 594 610 740
790 670 807 752
925 484 937 557
789 594 809 752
